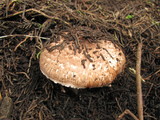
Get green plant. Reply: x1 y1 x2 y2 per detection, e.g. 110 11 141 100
125 14 134 19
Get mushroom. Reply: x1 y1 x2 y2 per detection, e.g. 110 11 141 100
39 36 126 89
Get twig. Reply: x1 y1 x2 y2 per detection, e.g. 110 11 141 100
14 34 29 51
0 34 50 40
129 67 145 82
136 42 144 120
0 8 70 25
5 0 10 16
117 42 144 120
27 50 36 73
117 109 139 120
16 72 30 79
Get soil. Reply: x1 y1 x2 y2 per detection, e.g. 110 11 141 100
0 0 160 120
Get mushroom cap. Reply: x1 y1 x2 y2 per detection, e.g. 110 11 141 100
40 37 126 88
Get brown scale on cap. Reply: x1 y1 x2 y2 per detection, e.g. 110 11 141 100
39 36 126 89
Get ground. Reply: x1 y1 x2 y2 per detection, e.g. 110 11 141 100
0 0 160 120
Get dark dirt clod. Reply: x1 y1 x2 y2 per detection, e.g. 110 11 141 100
0 96 13 119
